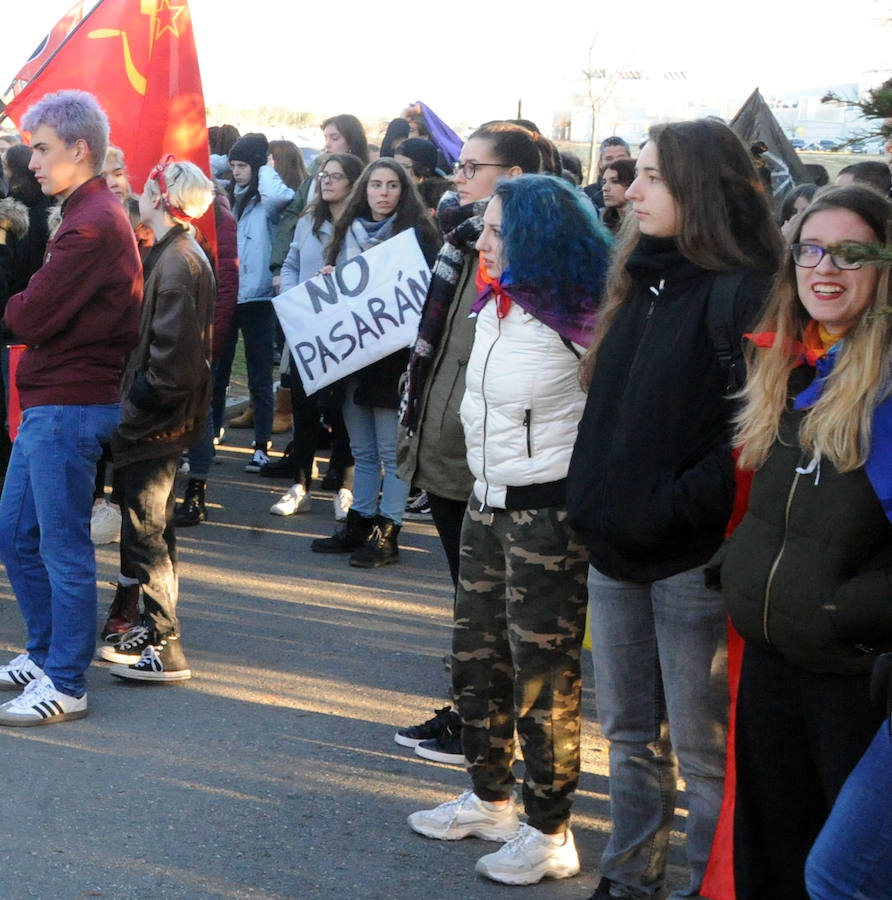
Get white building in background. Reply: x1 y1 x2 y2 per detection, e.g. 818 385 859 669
555 74 880 149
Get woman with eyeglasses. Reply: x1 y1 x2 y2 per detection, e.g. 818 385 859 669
393 123 546 759
566 119 783 900
710 184 892 899
398 123 543 587
310 159 441 565
269 153 365 518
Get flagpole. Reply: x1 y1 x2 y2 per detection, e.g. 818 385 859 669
0 0 103 125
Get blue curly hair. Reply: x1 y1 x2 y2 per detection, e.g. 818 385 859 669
494 174 612 297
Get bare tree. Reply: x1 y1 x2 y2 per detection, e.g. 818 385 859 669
581 38 621 184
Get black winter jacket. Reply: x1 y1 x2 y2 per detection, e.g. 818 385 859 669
566 237 771 582
714 365 892 675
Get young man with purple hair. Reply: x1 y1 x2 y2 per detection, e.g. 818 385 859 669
0 89 141 725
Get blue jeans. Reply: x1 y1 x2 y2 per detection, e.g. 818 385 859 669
0 404 120 697
805 719 892 899
587 565 728 899
237 300 275 448
341 380 409 524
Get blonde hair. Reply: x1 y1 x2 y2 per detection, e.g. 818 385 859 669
145 160 214 221
104 145 125 169
736 185 892 472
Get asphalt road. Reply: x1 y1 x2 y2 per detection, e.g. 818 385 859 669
0 420 690 899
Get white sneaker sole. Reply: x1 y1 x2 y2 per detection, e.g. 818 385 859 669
97 646 143 664
108 665 192 682
475 856 580 884
0 707 88 726
414 743 465 765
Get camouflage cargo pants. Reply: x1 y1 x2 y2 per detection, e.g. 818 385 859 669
452 501 588 834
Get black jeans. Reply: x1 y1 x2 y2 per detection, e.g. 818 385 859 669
733 642 881 900
118 453 180 636
289 375 353 488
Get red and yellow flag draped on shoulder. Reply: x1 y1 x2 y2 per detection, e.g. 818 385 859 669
3 0 215 253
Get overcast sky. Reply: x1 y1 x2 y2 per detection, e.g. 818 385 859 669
6 0 890 131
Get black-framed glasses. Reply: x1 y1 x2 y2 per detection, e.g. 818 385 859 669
791 242 862 270
452 161 508 180
317 171 346 183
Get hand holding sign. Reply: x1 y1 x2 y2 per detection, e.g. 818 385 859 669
273 230 431 396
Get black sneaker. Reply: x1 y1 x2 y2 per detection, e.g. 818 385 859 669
98 624 152 663
414 714 464 765
259 442 294 479
404 490 431 519
108 634 191 682
395 705 456 748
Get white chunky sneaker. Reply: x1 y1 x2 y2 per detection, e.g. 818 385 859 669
269 483 311 516
0 652 45 690
90 498 122 545
333 488 352 521
408 790 519 842
0 675 87 726
475 823 580 885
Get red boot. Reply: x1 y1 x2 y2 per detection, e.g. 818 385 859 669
101 582 141 641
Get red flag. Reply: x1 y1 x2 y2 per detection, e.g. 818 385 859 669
3 1 88 98
4 0 215 253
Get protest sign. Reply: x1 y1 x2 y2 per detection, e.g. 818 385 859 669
273 229 431 395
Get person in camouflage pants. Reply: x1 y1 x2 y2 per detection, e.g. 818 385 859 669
452 501 589 834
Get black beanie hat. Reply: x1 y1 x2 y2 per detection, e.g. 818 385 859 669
228 133 268 171
396 138 438 173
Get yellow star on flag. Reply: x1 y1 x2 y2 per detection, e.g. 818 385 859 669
153 0 186 41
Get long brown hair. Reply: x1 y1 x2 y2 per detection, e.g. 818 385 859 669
268 139 308 192
736 185 892 471
324 158 440 265
307 152 364 237
580 118 784 387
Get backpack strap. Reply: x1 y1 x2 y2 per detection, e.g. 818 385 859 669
561 336 582 359
708 271 748 393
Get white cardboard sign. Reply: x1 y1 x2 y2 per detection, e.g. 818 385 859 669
273 229 431 395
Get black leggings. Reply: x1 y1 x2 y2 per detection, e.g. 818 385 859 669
427 492 467 588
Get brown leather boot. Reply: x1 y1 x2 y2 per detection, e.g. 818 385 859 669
229 399 254 428
101 582 141 640
272 387 292 433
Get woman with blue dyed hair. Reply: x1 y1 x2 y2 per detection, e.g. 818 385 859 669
408 174 612 886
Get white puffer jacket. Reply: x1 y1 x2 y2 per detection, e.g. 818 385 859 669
460 297 586 510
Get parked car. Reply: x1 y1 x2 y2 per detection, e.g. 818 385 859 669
850 137 885 154
818 139 839 152
791 138 805 149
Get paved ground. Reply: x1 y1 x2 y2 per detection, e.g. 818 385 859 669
0 410 691 899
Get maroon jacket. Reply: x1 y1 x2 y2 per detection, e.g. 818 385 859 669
5 176 142 409
211 189 238 362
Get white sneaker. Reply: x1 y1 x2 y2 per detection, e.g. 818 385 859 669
0 652 45 690
90 499 121 545
245 448 270 473
475 823 580 885
0 674 87 726
408 790 520 842
333 488 353 521
270 484 311 516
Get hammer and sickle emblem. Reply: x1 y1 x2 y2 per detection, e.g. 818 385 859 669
87 28 147 95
